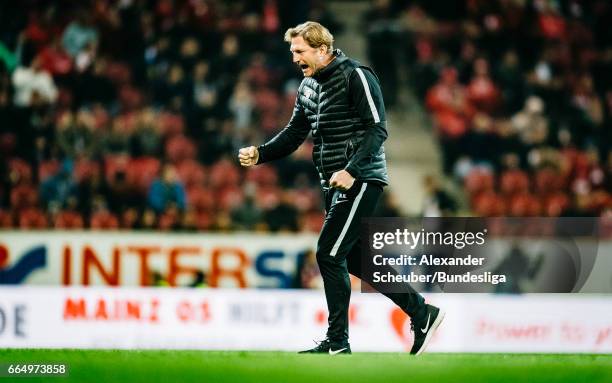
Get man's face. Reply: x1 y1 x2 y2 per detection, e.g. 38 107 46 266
290 36 324 77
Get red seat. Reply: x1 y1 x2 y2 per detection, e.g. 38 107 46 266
500 169 530 195
509 193 541 217
75 159 101 183
255 186 281 210
0 210 13 228
464 169 495 196
120 208 139 229
209 159 240 188
104 155 130 183
254 88 281 115
193 211 213 231
300 210 325 232
18 208 48 229
535 168 565 194
165 135 196 163
127 157 161 193
158 209 180 230
245 164 278 186
90 211 119 229
159 112 185 137
10 184 39 211
9 158 32 183
187 186 215 212
216 186 244 210
54 211 84 229
542 192 570 217
0 133 17 157
118 85 144 111
176 160 207 187
114 113 138 135
105 61 132 84
472 191 506 216
287 188 319 212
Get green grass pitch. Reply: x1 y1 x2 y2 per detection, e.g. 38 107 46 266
0 349 611 383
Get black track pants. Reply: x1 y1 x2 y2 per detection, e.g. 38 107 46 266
316 181 427 344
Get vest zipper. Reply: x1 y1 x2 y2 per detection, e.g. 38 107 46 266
316 86 327 181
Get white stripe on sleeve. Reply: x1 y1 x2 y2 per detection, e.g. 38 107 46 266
355 68 380 123
330 183 368 257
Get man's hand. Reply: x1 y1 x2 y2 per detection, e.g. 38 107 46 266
330 170 355 191
238 146 259 167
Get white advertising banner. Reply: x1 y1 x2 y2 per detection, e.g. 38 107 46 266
2 231 612 292
0 231 318 288
0 287 611 353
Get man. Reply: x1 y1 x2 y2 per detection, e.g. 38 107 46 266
238 21 443 355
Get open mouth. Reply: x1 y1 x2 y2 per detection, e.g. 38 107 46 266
299 64 309 70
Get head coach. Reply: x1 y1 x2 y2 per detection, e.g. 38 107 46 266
238 21 443 355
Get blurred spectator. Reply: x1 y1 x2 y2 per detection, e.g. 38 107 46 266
180 209 198 232
62 10 98 59
139 208 157 230
190 60 218 120
421 175 457 217
374 190 403 217
264 191 298 232
211 209 234 232
511 96 549 149
36 36 73 78
154 64 189 110
12 58 58 107
466 58 500 114
231 189 263 231
102 118 131 155
362 0 401 108
78 169 109 219
464 113 499 169
131 108 161 157
56 109 99 159
2 0 608 230
39 159 78 211
496 50 525 114
229 80 254 131
426 67 474 174
121 207 139 229
147 164 186 213
405 1 611 217
493 244 543 294
0 0 336 231
107 169 139 213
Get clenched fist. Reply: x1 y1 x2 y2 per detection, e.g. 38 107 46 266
238 146 259 167
330 169 355 191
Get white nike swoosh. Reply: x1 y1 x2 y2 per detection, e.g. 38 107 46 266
335 199 350 205
421 314 431 333
329 348 347 355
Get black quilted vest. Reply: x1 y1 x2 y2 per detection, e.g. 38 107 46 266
299 50 389 187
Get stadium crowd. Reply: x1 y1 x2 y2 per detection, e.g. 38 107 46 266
364 0 612 217
0 0 353 231
1 0 610 233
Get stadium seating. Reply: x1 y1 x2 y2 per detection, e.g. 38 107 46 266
90 210 119 229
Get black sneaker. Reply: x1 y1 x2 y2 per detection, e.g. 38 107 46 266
299 339 352 355
410 304 445 355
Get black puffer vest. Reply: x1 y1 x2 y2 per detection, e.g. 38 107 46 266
298 50 389 187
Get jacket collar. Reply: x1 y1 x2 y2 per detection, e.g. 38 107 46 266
313 49 347 81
